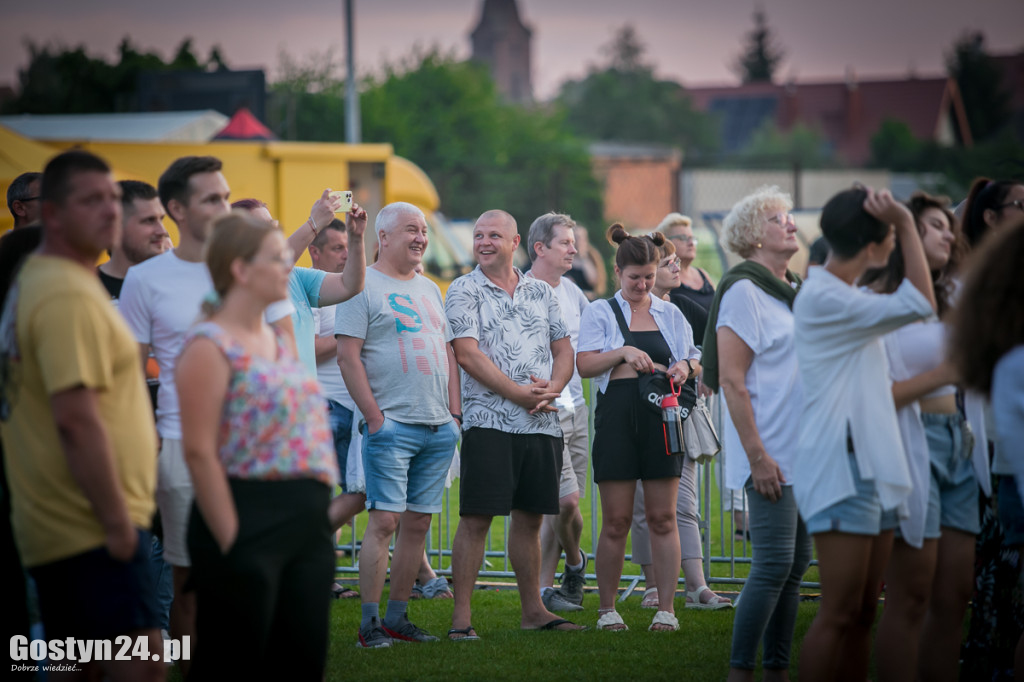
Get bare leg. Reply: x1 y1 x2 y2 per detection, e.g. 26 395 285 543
329 492 366 530
595 480 636 613
388 511 432 603
450 515 491 635
798 531 892 682
540 491 583 588
358 510 400 606
511 510 581 629
169 566 195 678
876 538 938 682
642 477 681 629
918 528 975 682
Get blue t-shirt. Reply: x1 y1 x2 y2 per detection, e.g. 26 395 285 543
288 266 327 374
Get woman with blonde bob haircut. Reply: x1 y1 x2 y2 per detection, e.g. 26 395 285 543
177 211 342 680
702 186 809 681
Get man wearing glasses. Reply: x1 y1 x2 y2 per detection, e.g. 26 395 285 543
7 172 42 229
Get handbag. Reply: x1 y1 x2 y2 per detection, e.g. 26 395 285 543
606 299 696 416
683 396 721 464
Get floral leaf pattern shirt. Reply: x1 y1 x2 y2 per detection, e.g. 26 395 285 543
182 321 339 488
444 266 568 437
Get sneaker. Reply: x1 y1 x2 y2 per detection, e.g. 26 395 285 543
559 550 588 606
543 588 584 612
357 617 393 648
383 619 440 643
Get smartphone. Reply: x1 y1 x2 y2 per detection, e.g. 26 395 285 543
329 190 353 213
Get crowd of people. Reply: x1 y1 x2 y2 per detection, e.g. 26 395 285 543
1 148 1022 681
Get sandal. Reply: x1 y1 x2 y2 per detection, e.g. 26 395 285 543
331 583 360 599
596 610 628 631
418 576 453 599
640 587 659 609
649 610 679 631
447 626 480 642
685 585 733 610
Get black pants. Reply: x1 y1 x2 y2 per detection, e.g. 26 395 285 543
187 478 333 681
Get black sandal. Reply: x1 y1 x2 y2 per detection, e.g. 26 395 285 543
447 626 480 641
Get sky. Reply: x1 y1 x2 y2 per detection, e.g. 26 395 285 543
2 0 1023 100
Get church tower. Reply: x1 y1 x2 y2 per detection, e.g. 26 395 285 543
470 0 533 104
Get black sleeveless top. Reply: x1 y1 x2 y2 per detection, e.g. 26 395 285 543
631 330 672 367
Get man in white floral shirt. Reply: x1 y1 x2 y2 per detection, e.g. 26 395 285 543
444 209 582 640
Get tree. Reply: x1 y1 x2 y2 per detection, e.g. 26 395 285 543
946 32 1011 142
733 8 785 84
557 26 719 160
267 48 346 141
735 120 832 168
360 49 602 231
5 38 227 114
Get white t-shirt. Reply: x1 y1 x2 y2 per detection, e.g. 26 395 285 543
315 304 353 408
525 273 589 410
716 280 802 491
792 268 933 521
119 250 212 439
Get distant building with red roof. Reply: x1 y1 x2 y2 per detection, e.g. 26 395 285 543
685 74 973 166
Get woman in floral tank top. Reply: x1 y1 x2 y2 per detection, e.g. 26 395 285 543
176 208 366 680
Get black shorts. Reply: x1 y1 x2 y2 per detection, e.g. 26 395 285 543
592 378 684 483
30 529 161 641
459 428 562 516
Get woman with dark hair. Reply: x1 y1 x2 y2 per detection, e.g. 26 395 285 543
864 193 989 681
959 177 1024 248
176 209 362 680
791 187 936 682
630 236 732 611
577 225 701 632
951 202 1024 682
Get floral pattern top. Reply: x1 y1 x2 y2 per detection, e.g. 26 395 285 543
444 266 568 437
183 321 338 488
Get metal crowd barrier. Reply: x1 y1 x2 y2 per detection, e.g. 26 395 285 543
333 382 820 593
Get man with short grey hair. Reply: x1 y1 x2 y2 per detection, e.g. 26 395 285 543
7 171 42 229
524 212 591 612
336 201 461 647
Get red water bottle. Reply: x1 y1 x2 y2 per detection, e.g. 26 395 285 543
662 378 685 455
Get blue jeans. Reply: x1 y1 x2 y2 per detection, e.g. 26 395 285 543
151 535 173 631
730 481 813 671
327 399 354 492
361 417 459 513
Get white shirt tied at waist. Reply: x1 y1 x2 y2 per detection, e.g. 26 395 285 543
577 291 700 396
792 269 933 522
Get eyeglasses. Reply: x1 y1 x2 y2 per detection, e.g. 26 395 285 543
669 235 698 246
999 199 1024 213
18 196 40 203
659 257 681 269
767 213 792 225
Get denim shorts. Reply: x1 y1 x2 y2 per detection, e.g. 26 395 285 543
360 416 459 513
921 412 980 537
327 399 355 493
804 450 899 536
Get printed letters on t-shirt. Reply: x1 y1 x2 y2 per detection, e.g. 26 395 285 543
388 293 447 377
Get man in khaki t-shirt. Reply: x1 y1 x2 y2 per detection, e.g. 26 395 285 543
0 150 163 681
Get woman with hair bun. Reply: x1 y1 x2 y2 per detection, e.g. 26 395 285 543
577 224 701 633
176 208 364 680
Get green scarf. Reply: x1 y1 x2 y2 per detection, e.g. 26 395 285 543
700 260 803 392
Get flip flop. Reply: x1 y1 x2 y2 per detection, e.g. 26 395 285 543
533 618 587 631
447 626 480 642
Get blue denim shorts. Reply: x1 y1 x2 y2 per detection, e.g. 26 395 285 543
922 412 980 537
360 416 459 513
805 451 899 536
327 399 355 493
